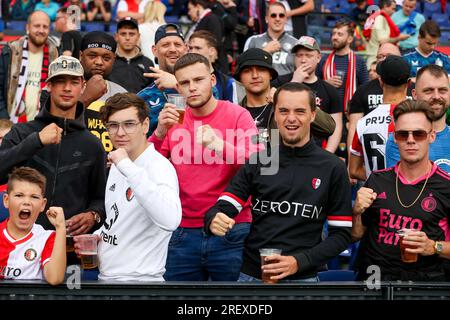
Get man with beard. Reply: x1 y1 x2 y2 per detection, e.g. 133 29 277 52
318 19 368 160
204 82 352 283
319 19 368 114
79 31 127 152
149 53 260 281
243 2 297 76
138 24 188 135
386 65 450 173
0 11 59 122
0 55 106 235
352 99 450 282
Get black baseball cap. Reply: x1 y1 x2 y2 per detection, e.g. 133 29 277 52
376 55 410 86
233 48 278 80
81 31 117 53
154 23 184 45
117 17 139 30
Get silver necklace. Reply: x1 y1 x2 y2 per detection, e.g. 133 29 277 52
250 103 270 126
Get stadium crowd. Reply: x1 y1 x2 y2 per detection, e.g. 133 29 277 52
0 0 450 285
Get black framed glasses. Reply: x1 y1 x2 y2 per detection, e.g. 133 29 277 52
105 120 142 135
394 130 431 141
270 13 286 18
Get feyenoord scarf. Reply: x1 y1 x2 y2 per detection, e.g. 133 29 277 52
10 38 50 123
323 50 357 112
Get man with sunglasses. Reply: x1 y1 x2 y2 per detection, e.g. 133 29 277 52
352 99 450 281
349 55 410 181
243 2 297 76
93 92 181 281
386 64 450 173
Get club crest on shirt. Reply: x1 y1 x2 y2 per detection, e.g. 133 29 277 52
24 248 37 262
126 187 134 201
312 178 321 190
421 193 436 212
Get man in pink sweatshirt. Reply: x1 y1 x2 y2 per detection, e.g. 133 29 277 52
149 53 260 281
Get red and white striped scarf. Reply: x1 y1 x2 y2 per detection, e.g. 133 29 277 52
323 50 357 112
11 38 50 123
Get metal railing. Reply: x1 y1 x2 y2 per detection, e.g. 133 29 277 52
2 280 450 300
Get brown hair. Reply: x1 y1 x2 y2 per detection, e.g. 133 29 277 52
174 52 211 74
7 167 46 196
100 93 149 124
334 19 355 36
0 119 13 131
189 30 218 51
419 20 441 38
273 82 316 111
416 64 448 83
393 99 434 123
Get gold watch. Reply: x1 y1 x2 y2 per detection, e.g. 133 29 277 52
434 241 443 255
90 211 101 224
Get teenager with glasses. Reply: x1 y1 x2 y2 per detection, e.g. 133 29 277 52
386 64 450 174
243 2 297 76
352 99 450 282
89 92 181 282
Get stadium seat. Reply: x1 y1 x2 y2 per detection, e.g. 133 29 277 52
423 0 442 13
82 22 107 32
432 13 450 28
318 270 356 281
6 20 27 31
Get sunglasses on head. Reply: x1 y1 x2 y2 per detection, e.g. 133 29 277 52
394 130 430 141
270 13 286 18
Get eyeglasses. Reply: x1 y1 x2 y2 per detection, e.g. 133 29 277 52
270 13 286 18
105 120 142 135
394 130 431 141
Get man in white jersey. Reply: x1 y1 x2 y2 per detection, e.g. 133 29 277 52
349 55 410 180
0 167 66 285
74 93 181 281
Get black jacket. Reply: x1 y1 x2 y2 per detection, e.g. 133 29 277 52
0 100 107 230
108 50 154 93
205 140 352 279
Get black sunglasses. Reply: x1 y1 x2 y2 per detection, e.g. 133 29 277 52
394 130 430 141
270 13 286 18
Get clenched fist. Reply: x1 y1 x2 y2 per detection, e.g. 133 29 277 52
210 212 235 236
107 148 129 165
39 123 63 145
46 206 66 230
196 125 224 152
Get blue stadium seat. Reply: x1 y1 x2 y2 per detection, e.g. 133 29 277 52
0 192 9 223
432 13 450 28
6 20 27 31
424 0 442 13
318 270 356 281
82 22 107 32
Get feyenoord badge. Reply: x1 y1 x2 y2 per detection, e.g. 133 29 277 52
126 187 134 201
24 248 38 262
312 178 321 190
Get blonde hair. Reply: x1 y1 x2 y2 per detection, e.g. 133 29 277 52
143 0 167 24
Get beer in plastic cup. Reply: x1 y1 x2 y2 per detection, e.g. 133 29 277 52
259 248 282 283
66 235 74 252
76 234 98 269
397 229 418 263
167 94 186 124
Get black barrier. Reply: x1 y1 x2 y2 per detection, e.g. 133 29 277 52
0 280 389 300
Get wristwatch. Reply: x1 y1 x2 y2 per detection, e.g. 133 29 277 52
90 211 101 224
434 241 443 255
